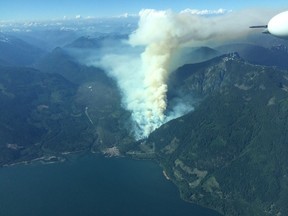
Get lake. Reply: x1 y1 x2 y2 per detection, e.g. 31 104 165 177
0 154 221 216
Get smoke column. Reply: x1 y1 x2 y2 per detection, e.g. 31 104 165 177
127 9 200 138
97 9 273 139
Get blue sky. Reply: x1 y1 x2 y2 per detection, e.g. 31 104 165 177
0 0 287 21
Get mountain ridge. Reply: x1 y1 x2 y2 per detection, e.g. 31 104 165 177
144 53 288 215
0 33 46 66
1 46 288 215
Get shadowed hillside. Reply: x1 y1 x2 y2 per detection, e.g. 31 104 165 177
143 54 288 215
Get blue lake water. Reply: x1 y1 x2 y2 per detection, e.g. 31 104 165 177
0 154 221 216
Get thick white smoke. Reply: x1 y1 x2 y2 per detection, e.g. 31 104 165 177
95 8 276 139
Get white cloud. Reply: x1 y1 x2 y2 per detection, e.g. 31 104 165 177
116 13 139 18
180 8 232 15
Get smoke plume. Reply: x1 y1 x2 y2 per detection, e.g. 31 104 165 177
95 8 276 139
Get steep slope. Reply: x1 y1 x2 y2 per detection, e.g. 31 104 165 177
144 54 288 215
0 66 86 164
36 47 135 151
0 64 134 165
36 47 104 84
0 33 45 66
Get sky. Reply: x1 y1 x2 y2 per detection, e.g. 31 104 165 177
0 0 287 21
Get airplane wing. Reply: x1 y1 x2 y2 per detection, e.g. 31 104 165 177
249 25 268 28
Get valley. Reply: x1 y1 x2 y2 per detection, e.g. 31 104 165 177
0 25 288 215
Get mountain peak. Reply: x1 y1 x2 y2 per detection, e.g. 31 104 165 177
222 52 241 62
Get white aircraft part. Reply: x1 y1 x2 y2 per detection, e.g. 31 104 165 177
268 11 288 39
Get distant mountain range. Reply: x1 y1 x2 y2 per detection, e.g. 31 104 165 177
217 43 288 69
64 34 129 49
0 33 288 215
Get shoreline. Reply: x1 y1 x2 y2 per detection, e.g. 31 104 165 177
0 150 222 216
2 155 66 168
0 148 121 168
